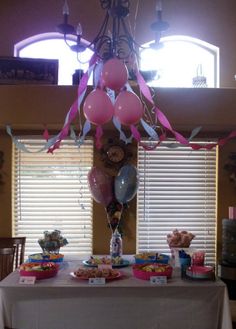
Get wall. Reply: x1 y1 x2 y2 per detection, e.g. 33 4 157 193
0 0 236 87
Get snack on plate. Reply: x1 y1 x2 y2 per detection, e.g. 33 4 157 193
132 263 173 280
134 252 169 264
20 262 58 272
74 267 120 279
20 262 59 280
167 229 195 248
87 256 123 266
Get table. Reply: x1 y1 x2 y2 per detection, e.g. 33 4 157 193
0 257 233 329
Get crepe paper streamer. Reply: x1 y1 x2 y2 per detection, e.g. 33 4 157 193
188 126 202 141
112 116 133 144
70 126 83 148
93 61 104 88
140 118 159 141
95 125 103 149
43 127 50 141
130 124 141 142
135 67 236 150
47 53 98 153
6 125 52 153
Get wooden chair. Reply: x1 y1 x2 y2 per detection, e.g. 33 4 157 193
0 247 15 281
0 237 26 269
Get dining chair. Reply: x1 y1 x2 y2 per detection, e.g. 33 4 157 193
0 237 26 269
0 247 15 281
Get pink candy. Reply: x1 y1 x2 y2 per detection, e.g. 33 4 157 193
167 229 195 248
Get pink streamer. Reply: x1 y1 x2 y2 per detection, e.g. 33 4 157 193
43 127 50 141
136 68 236 149
95 125 103 149
130 124 141 142
47 54 98 153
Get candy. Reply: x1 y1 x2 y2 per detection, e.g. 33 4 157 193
167 229 195 248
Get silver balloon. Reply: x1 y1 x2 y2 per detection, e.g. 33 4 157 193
114 165 139 204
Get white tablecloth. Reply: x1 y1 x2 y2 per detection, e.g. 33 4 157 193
0 257 233 329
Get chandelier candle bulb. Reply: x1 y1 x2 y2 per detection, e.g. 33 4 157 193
63 0 69 16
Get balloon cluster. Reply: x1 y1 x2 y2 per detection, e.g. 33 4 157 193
83 58 143 148
88 164 139 232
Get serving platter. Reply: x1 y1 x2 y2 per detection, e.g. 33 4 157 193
70 270 122 281
82 259 130 268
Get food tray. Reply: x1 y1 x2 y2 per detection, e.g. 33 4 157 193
28 253 64 263
134 253 169 265
20 262 59 280
83 259 130 268
132 263 173 280
70 271 122 281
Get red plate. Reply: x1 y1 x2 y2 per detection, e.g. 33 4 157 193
70 271 122 281
20 262 59 280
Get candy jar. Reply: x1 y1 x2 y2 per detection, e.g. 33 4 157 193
110 229 122 259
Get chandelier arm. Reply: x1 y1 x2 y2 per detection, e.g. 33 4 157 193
63 34 74 48
100 0 112 10
87 12 110 50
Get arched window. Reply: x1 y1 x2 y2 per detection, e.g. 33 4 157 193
140 35 219 88
14 32 94 85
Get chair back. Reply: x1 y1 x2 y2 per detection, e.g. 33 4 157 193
0 237 26 269
0 247 15 281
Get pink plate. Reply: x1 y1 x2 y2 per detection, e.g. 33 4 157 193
19 262 59 280
188 265 213 274
70 271 122 281
132 264 173 280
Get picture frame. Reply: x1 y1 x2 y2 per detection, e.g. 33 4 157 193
0 56 58 85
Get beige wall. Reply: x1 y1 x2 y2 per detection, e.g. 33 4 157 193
0 1 236 256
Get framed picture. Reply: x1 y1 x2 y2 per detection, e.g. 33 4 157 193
0 57 58 85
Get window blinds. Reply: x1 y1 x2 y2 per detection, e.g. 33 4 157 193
137 141 217 264
13 138 94 257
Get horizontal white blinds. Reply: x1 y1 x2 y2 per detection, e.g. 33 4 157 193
13 138 94 257
137 141 217 264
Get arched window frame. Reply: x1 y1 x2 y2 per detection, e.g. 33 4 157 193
140 35 219 88
14 32 93 85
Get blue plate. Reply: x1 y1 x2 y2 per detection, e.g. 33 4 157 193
83 259 130 268
28 253 64 263
134 254 169 264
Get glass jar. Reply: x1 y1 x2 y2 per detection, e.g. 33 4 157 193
110 229 122 258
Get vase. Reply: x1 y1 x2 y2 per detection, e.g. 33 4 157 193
110 229 122 259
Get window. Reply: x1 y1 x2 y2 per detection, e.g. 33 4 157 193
14 32 94 85
12 138 94 257
140 35 219 88
137 141 217 264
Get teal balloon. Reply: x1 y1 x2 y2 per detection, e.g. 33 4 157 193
115 165 139 204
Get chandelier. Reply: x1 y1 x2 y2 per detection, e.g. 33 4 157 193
56 0 169 59
8 1 236 153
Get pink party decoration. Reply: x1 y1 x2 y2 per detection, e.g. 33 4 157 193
114 90 143 125
88 167 114 207
101 58 128 91
83 89 114 125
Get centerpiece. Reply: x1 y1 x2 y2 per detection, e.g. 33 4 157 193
38 230 68 254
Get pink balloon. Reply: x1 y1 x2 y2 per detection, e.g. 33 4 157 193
101 58 128 91
83 89 114 125
114 91 143 125
88 167 114 206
